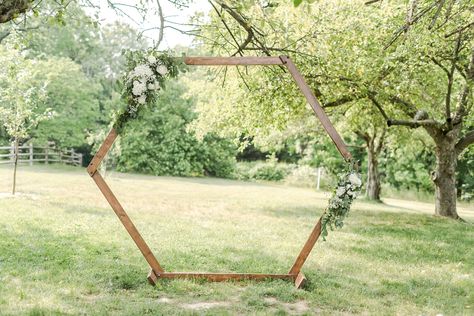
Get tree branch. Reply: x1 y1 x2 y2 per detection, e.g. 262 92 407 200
445 32 462 124
453 45 474 124
324 95 361 108
209 1 243 56
355 130 370 142
0 0 31 23
387 119 443 128
368 95 390 121
455 130 474 154
445 21 474 38
375 127 386 154
387 95 418 117
0 30 10 43
211 0 255 56
154 0 164 49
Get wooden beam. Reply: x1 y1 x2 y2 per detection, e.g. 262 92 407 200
147 269 158 285
280 56 353 161
289 217 322 276
184 56 284 66
87 128 118 176
294 272 307 289
155 272 295 282
91 172 164 273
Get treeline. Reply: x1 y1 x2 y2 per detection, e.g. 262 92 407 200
0 1 472 212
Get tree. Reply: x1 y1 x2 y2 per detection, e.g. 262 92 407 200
116 78 236 177
368 3 474 219
29 58 101 149
20 12 147 155
0 47 49 194
350 106 387 201
196 0 473 218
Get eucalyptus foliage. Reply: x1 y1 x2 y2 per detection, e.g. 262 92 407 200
321 164 362 239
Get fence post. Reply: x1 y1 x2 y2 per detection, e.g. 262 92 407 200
78 153 83 167
29 143 33 166
71 148 75 165
45 145 49 164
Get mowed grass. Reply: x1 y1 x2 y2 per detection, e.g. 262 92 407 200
0 165 473 315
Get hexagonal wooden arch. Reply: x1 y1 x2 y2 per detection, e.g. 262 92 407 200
87 56 353 289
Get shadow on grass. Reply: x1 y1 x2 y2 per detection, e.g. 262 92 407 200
0 223 146 292
342 210 474 265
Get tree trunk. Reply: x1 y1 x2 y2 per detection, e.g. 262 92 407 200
366 146 382 201
12 137 18 195
432 136 459 219
357 128 385 202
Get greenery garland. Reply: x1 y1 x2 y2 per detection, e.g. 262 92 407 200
114 49 361 240
321 162 362 239
113 49 186 131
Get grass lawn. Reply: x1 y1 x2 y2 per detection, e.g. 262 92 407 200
0 165 473 315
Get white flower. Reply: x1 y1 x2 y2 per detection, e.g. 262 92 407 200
349 173 362 187
133 64 153 78
156 65 168 76
148 82 160 91
128 105 138 114
137 95 146 104
336 187 346 197
132 80 146 96
147 55 157 64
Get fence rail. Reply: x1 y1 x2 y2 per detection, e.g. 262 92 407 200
0 143 83 166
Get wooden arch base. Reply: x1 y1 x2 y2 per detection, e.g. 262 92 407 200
87 56 352 289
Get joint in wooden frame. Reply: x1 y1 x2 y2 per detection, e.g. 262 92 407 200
148 269 159 285
294 272 307 289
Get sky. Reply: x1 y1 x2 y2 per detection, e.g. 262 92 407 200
90 0 211 48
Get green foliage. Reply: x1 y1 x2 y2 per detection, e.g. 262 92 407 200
457 147 474 201
381 140 435 193
0 46 50 142
29 58 101 148
235 160 293 182
117 79 236 177
197 0 473 206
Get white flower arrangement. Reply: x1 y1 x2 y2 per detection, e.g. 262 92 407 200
321 163 362 239
114 50 185 130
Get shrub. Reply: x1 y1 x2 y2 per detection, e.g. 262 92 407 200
114 80 236 178
234 161 294 182
284 165 318 188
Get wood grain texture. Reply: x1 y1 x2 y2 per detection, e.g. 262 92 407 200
280 56 352 161
155 272 295 282
184 56 284 66
87 128 118 176
91 172 164 273
289 217 322 275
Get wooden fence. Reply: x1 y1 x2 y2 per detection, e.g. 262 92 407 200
0 143 83 166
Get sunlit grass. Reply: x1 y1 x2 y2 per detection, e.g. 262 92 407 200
0 165 473 315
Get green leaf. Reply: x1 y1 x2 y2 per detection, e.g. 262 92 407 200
293 0 303 7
